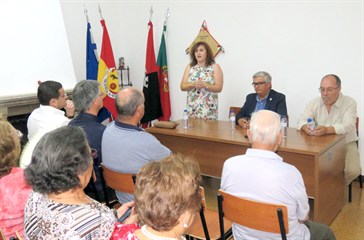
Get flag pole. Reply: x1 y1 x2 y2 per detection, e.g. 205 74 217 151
149 6 153 22
83 5 89 23
98 3 104 20
164 7 170 26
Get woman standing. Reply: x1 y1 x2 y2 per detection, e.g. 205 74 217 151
180 41 223 120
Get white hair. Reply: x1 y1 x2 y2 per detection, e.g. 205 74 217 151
250 110 281 145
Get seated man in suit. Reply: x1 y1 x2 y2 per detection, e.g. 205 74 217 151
221 110 336 240
69 80 106 196
102 87 171 203
236 71 287 129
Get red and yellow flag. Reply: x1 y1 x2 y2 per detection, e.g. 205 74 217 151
97 19 119 119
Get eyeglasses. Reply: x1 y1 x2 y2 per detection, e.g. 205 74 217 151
60 92 67 98
252 82 266 87
318 87 339 93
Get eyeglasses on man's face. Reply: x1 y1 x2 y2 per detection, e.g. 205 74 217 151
318 87 339 94
252 82 266 87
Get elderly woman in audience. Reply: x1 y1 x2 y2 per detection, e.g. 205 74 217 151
0 118 31 239
24 126 135 239
111 154 202 239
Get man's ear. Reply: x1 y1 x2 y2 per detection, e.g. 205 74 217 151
49 98 58 108
247 129 252 143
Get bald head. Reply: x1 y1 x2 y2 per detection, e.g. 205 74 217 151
249 110 282 148
115 87 145 119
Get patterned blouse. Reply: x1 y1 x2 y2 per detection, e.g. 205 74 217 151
24 191 116 240
187 64 218 120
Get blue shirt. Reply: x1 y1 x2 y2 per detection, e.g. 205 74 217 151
102 120 171 203
254 91 270 112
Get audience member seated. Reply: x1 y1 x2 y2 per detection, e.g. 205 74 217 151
69 80 106 194
23 126 135 239
111 154 202 239
102 87 171 203
297 74 360 186
180 41 224 120
0 118 31 239
27 80 75 139
236 71 287 129
221 110 336 240
20 80 75 168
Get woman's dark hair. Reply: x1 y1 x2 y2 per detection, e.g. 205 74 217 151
24 126 92 194
189 41 215 67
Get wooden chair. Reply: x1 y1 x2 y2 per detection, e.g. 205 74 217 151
348 117 362 202
100 163 136 207
217 189 289 240
0 229 22 240
228 106 241 119
185 187 232 240
0 229 5 240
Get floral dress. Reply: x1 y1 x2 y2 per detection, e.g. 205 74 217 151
187 64 218 120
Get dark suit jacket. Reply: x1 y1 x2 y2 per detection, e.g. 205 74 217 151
236 89 287 122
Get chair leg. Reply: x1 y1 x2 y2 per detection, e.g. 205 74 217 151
348 182 352 202
89 180 101 202
359 175 363 188
99 167 111 207
199 208 210 240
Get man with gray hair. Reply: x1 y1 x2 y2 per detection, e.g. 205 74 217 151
102 87 171 203
236 71 287 129
69 80 106 163
221 110 335 240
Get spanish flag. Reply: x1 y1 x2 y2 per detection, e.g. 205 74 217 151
97 19 119 119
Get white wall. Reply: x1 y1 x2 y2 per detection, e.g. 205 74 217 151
0 0 76 96
60 0 363 166
1 0 363 168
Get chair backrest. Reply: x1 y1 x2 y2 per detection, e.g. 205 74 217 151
0 229 5 240
217 189 288 240
229 106 241 118
0 229 23 240
100 163 135 194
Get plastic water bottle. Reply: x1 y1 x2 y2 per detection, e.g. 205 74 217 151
183 109 189 129
281 115 287 139
229 110 236 129
307 118 316 135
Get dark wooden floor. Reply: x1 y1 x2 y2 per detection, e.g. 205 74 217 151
202 176 364 240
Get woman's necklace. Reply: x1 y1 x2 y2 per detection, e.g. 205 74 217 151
141 225 185 240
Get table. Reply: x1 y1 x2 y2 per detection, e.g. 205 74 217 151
147 118 346 225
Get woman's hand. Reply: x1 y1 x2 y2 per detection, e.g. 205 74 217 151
116 201 138 224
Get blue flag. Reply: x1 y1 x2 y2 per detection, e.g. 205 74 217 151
86 20 111 122
86 22 99 80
